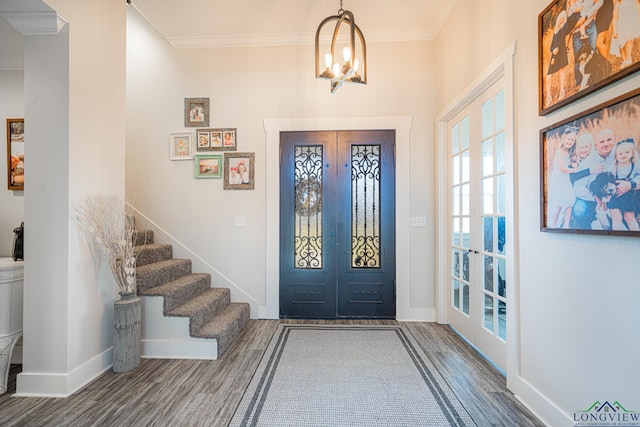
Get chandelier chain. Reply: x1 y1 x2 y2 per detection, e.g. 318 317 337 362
338 0 344 15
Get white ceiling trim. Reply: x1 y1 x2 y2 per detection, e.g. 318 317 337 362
0 11 67 36
167 28 433 49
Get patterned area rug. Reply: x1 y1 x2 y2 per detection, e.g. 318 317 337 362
230 324 476 426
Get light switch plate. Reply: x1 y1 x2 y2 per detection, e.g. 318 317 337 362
409 216 427 227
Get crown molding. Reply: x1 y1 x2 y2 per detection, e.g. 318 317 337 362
167 28 433 49
0 11 68 36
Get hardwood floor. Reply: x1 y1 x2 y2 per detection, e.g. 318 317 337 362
0 320 544 426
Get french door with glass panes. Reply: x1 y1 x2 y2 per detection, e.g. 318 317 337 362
449 79 507 371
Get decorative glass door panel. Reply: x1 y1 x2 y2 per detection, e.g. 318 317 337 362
280 130 395 319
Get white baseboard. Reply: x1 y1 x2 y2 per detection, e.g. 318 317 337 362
510 374 569 426
397 307 436 322
142 338 217 360
14 348 112 398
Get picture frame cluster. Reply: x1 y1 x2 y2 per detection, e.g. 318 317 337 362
538 0 640 236
170 98 254 190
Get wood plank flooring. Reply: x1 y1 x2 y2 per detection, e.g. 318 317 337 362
0 320 544 426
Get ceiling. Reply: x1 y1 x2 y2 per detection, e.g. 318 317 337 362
132 0 458 47
0 0 458 69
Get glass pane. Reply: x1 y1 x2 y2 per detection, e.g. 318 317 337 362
461 117 470 150
498 300 506 340
452 186 460 215
483 177 494 215
483 217 493 252
482 138 493 177
452 249 460 278
461 183 470 216
497 174 506 214
496 132 505 172
452 218 460 247
294 145 323 269
452 155 460 185
498 257 506 297
496 89 505 131
452 123 460 153
484 294 494 332
462 217 470 248
484 255 494 292
352 145 380 268
462 284 470 315
497 217 506 255
453 280 460 309
461 150 470 182
462 250 469 282
482 98 493 139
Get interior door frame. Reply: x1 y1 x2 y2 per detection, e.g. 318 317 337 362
264 116 422 320
435 42 517 384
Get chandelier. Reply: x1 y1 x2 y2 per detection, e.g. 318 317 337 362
315 0 367 93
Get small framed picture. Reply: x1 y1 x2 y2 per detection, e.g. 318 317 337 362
196 128 236 151
197 130 211 149
195 154 223 179
6 118 24 190
223 129 237 149
184 97 210 127
224 152 255 190
169 132 194 160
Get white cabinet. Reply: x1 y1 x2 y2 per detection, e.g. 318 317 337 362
0 257 23 394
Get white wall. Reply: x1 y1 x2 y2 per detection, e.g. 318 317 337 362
436 1 640 425
12 0 127 397
126 8 437 319
0 68 24 257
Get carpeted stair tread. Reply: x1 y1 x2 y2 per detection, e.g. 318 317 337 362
168 288 230 334
193 303 250 356
134 243 173 267
137 272 211 313
136 258 192 292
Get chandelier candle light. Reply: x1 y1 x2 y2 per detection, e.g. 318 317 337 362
315 0 367 93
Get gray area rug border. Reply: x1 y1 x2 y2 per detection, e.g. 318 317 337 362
231 324 477 427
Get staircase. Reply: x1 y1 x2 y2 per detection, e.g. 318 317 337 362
132 229 250 358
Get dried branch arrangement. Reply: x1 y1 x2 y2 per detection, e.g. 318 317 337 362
76 195 137 294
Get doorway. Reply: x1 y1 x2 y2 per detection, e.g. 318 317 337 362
279 130 396 318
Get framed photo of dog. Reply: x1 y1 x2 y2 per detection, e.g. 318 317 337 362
540 87 640 236
538 0 640 115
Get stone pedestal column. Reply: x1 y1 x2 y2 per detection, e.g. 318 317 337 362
113 291 141 373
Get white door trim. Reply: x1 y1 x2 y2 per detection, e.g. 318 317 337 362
263 116 418 320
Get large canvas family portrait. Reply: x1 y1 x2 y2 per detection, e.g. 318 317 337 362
539 0 640 115
541 88 640 236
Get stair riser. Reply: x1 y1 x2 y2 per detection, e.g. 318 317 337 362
188 294 231 335
133 229 154 246
135 245 173 267
163 277 212 313
137 260 191 292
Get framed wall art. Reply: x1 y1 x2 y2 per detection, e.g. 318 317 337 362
6 118 24 190
194 154 222 178
169 132 194 160
224 152 254 190
540 87 640 236
196 128 236 152
184 97 210 127
539 0 640 115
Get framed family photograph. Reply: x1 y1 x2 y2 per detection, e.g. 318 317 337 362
539 0 640 115
196 128 236 152
169 132 194 160
540 87 640 236
6 118 24 190
224 152 254 190
184 97 210 127
194 154 222 178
